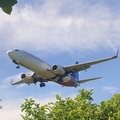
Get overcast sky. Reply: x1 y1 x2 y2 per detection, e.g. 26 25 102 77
0 0 120 119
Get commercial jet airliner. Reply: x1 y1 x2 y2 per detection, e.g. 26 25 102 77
7 49 118 88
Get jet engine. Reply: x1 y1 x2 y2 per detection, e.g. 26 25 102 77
52 65 65 75
21 74 33 83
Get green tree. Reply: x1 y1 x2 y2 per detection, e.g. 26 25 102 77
98 94 120 120
21 89 120 120
0 0 17 14
21 98 46 120
21 89 99 120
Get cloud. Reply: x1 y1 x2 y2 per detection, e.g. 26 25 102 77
0 99 22 120
0 0 120 54
102 86 118 93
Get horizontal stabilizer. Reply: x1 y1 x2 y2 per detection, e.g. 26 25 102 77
77 77 102 84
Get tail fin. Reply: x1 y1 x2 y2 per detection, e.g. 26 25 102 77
71 61 79 79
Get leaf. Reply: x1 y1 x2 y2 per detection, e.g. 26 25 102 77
0 0 17 7
2 7 12 15
0 0 17 15
56 94 61 100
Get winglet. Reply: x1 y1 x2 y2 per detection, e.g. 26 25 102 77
112 50 119 58
10 79 13 85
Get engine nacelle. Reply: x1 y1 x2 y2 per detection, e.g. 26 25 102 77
21 74 33 83
52 65 65 75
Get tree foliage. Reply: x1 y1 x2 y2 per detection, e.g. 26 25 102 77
0 0 17 14
21 89 120 120
0 99 2 109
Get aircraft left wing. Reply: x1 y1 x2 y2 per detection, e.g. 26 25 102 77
64 50 118 73
11 79 25 85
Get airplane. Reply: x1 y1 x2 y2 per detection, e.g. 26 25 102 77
7 49 118 88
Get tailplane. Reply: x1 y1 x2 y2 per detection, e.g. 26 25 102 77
78 77 102 84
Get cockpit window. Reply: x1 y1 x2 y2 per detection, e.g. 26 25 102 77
14 49 19 51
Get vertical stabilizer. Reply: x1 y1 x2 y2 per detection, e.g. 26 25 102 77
71 61 79 80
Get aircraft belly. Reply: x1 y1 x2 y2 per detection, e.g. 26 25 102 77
20 62 42 72
19 57 41 70
34 70 55 79
19 58 55 79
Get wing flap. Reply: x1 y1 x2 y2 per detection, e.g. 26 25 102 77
78 77 102 84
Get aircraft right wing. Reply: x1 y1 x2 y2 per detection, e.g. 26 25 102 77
64 50 118 73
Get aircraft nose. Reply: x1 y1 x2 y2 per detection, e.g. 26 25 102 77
7 50 15 59
7 50 13 56
7 49 20 59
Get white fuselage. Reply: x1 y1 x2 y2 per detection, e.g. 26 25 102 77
7 49 79 87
